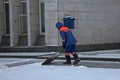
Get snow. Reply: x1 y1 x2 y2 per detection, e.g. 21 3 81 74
0 62 120 80
0 58 32 65
0 49 120 80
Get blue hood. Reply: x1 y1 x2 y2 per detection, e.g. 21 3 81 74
55 22 63 29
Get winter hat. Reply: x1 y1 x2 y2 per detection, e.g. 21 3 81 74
55 21 63 29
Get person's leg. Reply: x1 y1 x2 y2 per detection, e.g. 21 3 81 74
64 46 71 64
72 52 80 64
71 44 80 64
63 53 71 64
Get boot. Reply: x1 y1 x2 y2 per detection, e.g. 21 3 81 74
63 55 71 64
73 54 80 65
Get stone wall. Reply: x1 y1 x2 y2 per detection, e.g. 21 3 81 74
28 0 39 46
9 0 20 46
74 0 120 45
44 0 58 46
45 0 120 46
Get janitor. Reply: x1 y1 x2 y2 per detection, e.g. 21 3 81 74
55 21 80 64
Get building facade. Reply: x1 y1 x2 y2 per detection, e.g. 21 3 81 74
0 0 120 51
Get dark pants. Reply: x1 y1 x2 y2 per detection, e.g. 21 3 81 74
65 44 76 53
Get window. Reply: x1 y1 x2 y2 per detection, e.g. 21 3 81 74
4 0 10 34
41 2 45 33
19 0 27 34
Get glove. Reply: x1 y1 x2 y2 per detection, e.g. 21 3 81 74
62 42 66 48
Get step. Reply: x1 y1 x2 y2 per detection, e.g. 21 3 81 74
1 35 10 46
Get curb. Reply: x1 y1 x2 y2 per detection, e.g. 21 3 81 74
0 55 120 62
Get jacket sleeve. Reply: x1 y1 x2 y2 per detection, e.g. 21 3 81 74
60 31 66 47
60 31 65 40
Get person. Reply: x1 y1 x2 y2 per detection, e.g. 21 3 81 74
55 21 80 65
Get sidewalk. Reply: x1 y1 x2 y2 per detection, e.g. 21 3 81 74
0 49 120 61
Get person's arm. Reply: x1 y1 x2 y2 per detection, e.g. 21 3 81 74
60 31 66 48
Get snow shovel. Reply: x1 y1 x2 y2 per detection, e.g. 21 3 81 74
42 51 62 65
42 29 62 65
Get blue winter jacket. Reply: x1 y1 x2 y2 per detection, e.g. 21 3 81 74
55 22 77 47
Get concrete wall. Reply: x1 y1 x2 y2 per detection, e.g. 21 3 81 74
45 0 120 46
44 0 59 46
0 0 5 45
9 0 20 46
74 0 120 45
27 0 39 46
